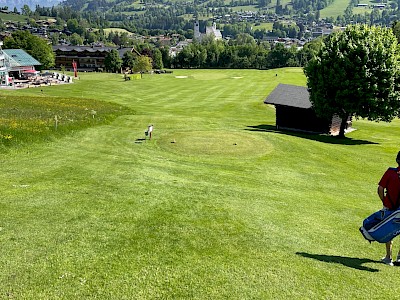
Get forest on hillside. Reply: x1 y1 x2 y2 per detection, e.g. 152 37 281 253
56 0 400 34
21 0 399 41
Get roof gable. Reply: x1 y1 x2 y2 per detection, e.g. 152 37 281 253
264 83 311 109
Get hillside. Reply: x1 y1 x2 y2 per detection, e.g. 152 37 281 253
2 69 400 298
61 0 336 17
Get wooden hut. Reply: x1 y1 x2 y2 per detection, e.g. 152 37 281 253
264 84 350 136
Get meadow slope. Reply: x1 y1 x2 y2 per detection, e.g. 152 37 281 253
1 68 400 299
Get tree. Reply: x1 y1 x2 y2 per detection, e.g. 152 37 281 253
86 32 98 44
70 33 83 46
122 51 136 70
152 49 163 69
304 25 400 137
297 38 323 66
235 33 256 46
50 32 60 46
119 32 130 47
133 56 153 78
159 46 171 68
104 49 122 73
67 19 84 35
392 21 400 43
3 30 55 70
21 5 31 16
266 43 295 68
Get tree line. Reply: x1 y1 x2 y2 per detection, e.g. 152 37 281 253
98 33 320 72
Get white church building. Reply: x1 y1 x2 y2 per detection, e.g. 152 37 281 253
194 20 222 41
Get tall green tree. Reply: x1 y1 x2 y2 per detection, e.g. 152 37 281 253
133 56 153 78
392 21 400 43
122 51 136 70
3 30 55 70
104 49 122 73
67 18 84 35
266 43 296 68
304 25 400 137
21 5 31 16
296 38 323 66
152 49 163 69
159 46 171 68
50 33 60 46
70 33 83 46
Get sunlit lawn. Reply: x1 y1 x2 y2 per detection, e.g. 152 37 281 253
1 68 400 299
0 12 27 22
320 0 352 18
253 22 273 31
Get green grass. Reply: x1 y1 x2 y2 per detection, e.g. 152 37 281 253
253 22 273 31
103 28 134 36
320 0 352 18
0 95 131 151
0 12 27 22
230 5 259 12
353 6 373 15
1 68 400 298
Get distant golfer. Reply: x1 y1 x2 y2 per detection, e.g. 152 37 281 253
378 151 400 266
148 124 153 139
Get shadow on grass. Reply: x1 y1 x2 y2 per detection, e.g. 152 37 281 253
135 138 146 144
245 125 378 145
296 252 379 272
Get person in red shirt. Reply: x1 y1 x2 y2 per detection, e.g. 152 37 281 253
378 151 400 266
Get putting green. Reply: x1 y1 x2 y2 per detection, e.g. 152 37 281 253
159 130 272 158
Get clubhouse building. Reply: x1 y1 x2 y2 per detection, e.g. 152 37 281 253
0 43 41 86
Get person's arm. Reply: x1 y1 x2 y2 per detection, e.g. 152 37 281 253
378 185 385 202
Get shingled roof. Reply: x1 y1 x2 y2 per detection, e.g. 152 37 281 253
264 83 311 109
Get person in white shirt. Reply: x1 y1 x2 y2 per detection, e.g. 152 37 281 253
148 124 153 139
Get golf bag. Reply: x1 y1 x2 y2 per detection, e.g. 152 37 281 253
360 209 400 243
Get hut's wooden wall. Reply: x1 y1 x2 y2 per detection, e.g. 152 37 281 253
275 106 331 134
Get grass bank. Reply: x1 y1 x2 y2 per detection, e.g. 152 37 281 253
0 95 131 151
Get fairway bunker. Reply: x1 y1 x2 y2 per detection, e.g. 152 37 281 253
160 131 272 158
175 76 188 78
232 77 243 79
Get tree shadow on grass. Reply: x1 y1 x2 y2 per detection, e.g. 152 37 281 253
246 125 378 145
296 252 379 272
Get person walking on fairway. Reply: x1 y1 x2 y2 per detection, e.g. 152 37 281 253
378 151 400 266
148 124 153 140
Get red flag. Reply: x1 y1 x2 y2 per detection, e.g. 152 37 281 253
72 60 78 77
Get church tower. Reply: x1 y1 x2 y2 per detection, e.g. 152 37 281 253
194 20 202 41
